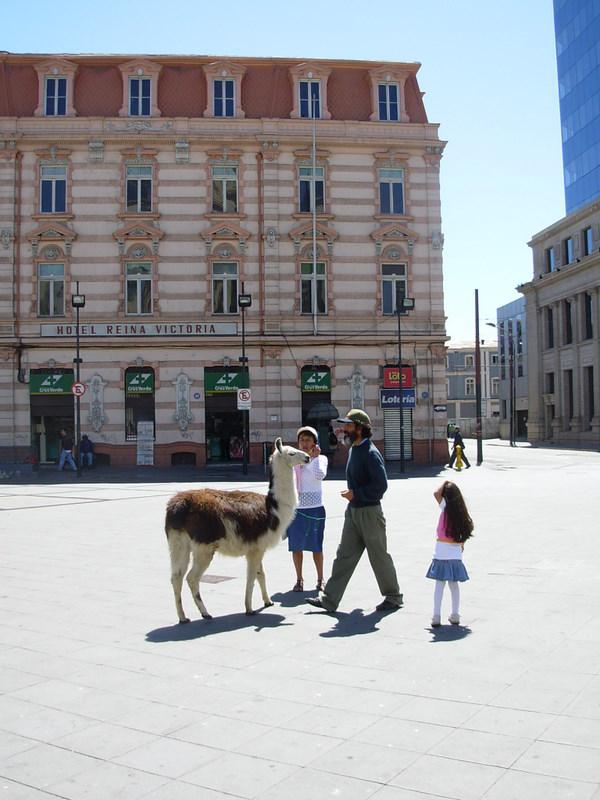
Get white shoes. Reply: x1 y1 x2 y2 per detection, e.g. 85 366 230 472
448 613 460 625
431 615 441 627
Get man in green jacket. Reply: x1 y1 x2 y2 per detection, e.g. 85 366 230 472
306 408 403 614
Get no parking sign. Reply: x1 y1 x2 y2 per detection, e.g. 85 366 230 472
71 382 86 397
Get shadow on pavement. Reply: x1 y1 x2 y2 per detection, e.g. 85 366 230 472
315 608 383 637
271 590 318 607
428 624 472 642
146 609 291 641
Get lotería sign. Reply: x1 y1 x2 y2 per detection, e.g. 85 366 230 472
379 389 416 408
40 322 237 337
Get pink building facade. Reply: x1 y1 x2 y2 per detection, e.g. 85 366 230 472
0 53 448 468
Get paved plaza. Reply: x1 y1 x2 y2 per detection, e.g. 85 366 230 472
1 441 600 799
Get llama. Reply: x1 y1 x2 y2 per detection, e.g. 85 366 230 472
165 438 309 621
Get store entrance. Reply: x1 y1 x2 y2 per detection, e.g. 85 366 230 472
205 409 244 462
29 371 75 464
32 413 74 463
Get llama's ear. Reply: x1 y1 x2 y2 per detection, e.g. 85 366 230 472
275 437 283 453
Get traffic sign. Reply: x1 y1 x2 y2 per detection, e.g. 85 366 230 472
71 382 86 397
237 388 252 410
433 404 447 412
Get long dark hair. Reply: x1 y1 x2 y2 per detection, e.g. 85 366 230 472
442 481 474 543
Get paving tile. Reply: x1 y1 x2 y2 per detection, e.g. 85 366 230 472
220 695 312 727
253 767 381 800
182 751 298 797
484 769 598 800
391 695 481 727
0 779 59 799
114 735 220 778
353 716 454 752
1 704 95 741
46 761 168 799
142 782 245 800
429 727 531 768
462 705 554 739
1 742 98 789
389 753 504 799
280 704 381 738
369 788 453 800
54 721 158 760
111 698 202 735
235 726 343 766
172 713 269 749
0 731 38 761
512 740 600 782
540 716 600 749
309 739 419 783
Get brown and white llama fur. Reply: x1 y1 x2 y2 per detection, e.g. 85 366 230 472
165 438 309 621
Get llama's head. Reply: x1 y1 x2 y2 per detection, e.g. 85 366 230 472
271 437 310 468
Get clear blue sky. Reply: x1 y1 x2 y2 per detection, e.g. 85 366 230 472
4 0 565 342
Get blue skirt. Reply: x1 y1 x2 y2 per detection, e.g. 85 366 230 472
287 506 325 552
426 559 469 582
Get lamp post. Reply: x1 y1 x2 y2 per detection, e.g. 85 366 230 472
508 330 516 447
71 282 85 476
395 284 415 474
474 289 483 466
238 283 252 475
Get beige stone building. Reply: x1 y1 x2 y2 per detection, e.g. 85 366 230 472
0 52 448 468
521 199 600 445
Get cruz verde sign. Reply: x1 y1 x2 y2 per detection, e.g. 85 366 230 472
125 371 154 395
40 321 237 337
204 370 249 394
29 372 74 395
301 368 331 392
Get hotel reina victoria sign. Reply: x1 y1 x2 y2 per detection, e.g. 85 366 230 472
380 366 416 408
40 321 237 337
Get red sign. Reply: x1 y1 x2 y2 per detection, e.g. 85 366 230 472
71 382 86 397
383 367 413 389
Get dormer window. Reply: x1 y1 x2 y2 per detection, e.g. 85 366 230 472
213 78 235 117
129 77 151 116
118 60 162 118
203 62 246 119
34 59 77 117
378 83 399 121
299 80 320 118
368 66 411 122
45 77 67 116
289 63 331 119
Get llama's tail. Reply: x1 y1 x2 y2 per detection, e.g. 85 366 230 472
165 493 192 536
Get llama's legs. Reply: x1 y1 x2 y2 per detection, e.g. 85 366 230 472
168 530 191 624
187 545 215 620
245 553 266 614
256 559 273 609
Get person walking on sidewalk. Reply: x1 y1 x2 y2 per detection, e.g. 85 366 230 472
306 408 403 614
285 426 328 592
58 429 77 472
427 480 473 627
447 427 471 469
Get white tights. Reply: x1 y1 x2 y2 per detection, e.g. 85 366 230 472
433 580 460 617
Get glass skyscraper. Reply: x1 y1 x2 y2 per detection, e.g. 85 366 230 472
554 0 600 213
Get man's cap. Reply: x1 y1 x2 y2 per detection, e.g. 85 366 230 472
336 409 371 426
296 425 318 441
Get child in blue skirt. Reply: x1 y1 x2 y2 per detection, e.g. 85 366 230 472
427 480 474 627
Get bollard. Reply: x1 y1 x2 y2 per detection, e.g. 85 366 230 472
455 444 463 471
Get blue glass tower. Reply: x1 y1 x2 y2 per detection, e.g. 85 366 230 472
554 0 600 213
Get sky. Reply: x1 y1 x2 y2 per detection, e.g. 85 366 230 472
3 0 565 343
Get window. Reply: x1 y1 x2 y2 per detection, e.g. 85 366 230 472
491 377 499 396
516 319 523 354
545 246 555 273
129 77 151 116
213 79 235 117
465 354 474 367
212 262 238 314
583 226 593 256
126 165 152 213
584 292 593 339
301 261 327 314
564 299 573 344
212 166 238 213
299 166 324 213
125 367 155 441
499 320 506 378
546 306 554 349
465 377 475 396
546 372 555 393
378 83 399 121
491 353 499 365
38 263 64 317
40 165 66 213
299 80 320 118
45 77 67 116
565 369 574 419
379 168 404 214
126 262 152 315
381 263 407 314
563 236 574 264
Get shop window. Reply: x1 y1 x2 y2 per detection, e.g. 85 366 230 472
38 263 65 317
126 262 152 315
212 262 238 314
300 261 327 314
381 263 407 314
125 367 155 441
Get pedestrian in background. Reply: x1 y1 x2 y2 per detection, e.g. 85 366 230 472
285 426 327 592
427 480 473 627
79 434 94 469
447 427 471 469
306 408 403 614
58 429 77 472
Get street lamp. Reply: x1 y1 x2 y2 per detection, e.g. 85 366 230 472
238 283 252 475
486 319 515 447
395 285 415 474
71 282 85 476
475 289 483 465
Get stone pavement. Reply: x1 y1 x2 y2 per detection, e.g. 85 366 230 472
1 441 600 799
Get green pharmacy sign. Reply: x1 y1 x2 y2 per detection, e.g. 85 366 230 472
301 368 331 392
204 370 249 394
29 372 73 395
125 371 155 395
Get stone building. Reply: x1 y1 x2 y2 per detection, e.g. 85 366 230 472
0 52 448 467
445 341 499 438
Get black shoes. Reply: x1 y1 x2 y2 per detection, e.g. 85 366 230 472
376 597 403 613
305 597 334 613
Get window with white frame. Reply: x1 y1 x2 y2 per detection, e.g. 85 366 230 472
212 166 238 213
40 165 67 213
465 377 475 396
45 77 67 116
38 263 65 316
378 83 399 121
491 353 499 365
583 226 593 256
126 165 152 213
563 236 574 264
129 77 151 116
465 354 474 367
301 261 327 314
381 263 407 314
126 262 152 314
379 168 404 214
212 262 238 314
299 165 324 213
299 80 320 118
491 377 499 396
213 78 235 117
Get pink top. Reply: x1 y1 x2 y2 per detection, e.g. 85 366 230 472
436 499 457 543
